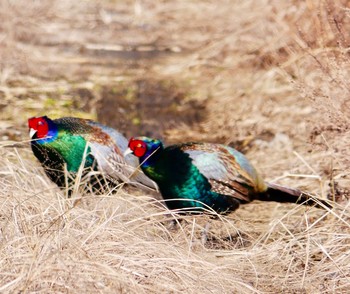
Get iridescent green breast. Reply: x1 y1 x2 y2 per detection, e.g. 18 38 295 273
141 147 240 213
44 130 94 172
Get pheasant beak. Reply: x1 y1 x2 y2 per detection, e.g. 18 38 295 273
123 147 134 157
29 128 37 139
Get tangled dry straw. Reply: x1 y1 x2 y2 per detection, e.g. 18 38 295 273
1 0 350 293
0 142 349 293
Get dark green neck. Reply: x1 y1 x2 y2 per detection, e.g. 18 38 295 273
139 151 164 182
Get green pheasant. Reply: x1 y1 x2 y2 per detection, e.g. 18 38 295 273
125 136 331 214
28 116 156 195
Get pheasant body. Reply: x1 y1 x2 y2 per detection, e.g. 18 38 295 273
28 116 156 194
126 137 331 214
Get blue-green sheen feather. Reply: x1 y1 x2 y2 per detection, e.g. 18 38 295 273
131 137 331 213
139 142 241 213
31 117 157 193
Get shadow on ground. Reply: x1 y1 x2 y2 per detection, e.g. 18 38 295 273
97 78 207 140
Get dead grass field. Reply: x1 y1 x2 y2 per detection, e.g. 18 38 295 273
1 0 350 293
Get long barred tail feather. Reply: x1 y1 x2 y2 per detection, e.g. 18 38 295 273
255 182 332 209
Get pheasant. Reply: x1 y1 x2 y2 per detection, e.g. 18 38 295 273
125 136 332 214
28 116 156 195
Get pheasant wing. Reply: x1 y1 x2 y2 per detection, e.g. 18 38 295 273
180 143 266 202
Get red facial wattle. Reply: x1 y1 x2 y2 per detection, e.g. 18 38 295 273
128 139 147 157
28 117 49 138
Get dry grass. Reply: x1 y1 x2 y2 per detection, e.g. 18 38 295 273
1 0 350 293
1 144 349 293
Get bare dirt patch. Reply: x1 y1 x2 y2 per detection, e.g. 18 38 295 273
97 78 206 140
